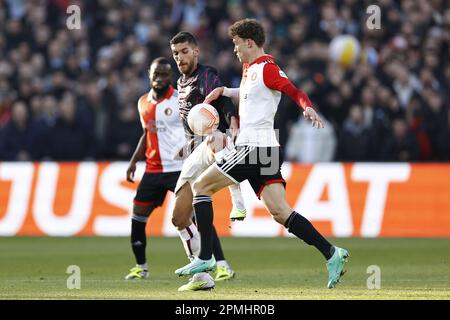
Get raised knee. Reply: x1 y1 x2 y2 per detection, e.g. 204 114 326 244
171 214 182 228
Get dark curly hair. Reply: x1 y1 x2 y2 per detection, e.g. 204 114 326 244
228 19 265 47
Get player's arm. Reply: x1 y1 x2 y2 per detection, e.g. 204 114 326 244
127 98 148 183
204 87 240 105
263 63 324 129
127 129 146 183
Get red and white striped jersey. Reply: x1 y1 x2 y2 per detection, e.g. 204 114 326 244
137 86 186 173
236 55 312 147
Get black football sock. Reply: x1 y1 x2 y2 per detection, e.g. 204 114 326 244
131 215 148 266
212 225 225 261
285 211 334 260
192 195 214 260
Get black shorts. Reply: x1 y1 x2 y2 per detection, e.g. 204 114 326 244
134 171 180 207
216 146 286 199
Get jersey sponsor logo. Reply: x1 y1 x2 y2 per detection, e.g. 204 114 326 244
164 108 173 116
147 119 168 132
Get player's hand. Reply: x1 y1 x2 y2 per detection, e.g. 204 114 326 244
126 162 136 183
303 107 324 129
204 87 224 104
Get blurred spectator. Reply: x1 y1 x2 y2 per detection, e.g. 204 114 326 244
381 117 420 161
48 92 95 160
437 110 450 161
285 114 336 163
336 105 371 161
0 101 45 160
104 102 142 160
0 0 448 162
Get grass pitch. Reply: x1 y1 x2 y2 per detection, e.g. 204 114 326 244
1 237 449 300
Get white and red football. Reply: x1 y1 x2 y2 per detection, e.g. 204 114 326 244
187 103 220 136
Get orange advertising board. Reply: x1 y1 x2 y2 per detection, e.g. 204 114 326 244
1 162 449 237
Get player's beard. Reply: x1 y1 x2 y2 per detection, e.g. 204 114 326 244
153 84 170 98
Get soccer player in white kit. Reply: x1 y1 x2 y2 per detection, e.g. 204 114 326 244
175 19 350 289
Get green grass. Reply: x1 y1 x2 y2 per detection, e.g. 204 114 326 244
1 237 450 299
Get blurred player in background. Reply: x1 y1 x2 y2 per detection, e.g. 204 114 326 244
124 57 184 280
175 19 350 289
169 31 245 291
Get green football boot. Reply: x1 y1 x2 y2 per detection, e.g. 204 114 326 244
175 256 217 277
326 247 349 288
230 207 247 221
214 265 235 281
125 266 149 280
178 273 215 291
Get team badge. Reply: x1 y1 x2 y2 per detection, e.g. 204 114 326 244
251 72 257 81
164 108 173 116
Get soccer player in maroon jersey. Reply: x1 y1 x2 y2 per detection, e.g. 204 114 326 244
169 31 246 291
175 19 350 289
124 58 233 288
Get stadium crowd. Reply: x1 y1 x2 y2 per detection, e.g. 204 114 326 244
0 0 449 162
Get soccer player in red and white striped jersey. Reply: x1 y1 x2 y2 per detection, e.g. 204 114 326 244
124 57 185 280
175 19 350 289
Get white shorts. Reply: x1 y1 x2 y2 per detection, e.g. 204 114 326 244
174 140 213 194
174 135 236 194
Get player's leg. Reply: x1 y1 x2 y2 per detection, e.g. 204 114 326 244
212 225 235 281
125 203 154 279
125 173 162 280
206 131 246 221
172 182 200 260
259 183 349 288
172 182 216 291
175 164 234 276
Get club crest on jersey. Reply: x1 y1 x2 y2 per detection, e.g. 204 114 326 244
251 72 257 81
164 107 173 116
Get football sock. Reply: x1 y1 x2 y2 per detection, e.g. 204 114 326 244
177 223 201 259
131 214 148 265
228 184 246 211
137 263 148 271
193 195 214 260
216 260 230 269
212 225 225 261
285 211 334 260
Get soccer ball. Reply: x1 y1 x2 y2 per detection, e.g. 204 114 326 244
329 35 361 67
187 103 220 136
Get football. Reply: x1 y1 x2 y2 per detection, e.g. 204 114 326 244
187 103 220 136
329 35 361 67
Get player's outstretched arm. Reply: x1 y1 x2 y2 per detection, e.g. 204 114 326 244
204 87 240 105
263 62 324 129
204 86 224 104
126 130 147 182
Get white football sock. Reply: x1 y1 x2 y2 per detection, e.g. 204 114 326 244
137 263 148 271
177 223 201 259
228 184 245 211
216 260 229 269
